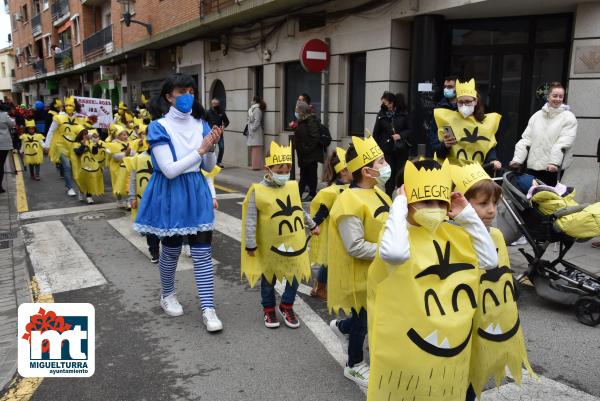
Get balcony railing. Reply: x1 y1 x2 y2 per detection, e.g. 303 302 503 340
51 0 69 23
199 0 236 19
54 47 72 70
33 59 46 77
83 25 112 61
32 13 42 36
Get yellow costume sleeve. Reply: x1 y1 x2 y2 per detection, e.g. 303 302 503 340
468 227 534 396
240 181 311 288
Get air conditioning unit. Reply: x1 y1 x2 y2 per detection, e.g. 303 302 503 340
15 13 22 21
142 50 158 69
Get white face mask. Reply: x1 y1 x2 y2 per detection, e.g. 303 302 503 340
268 168 290 186
458 105 475 118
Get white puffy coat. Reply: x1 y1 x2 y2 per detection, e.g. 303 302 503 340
512 103 578 171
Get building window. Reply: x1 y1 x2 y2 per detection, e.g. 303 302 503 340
348 53 366 136
21 4 28 22
15 54 20 68
284 61 321 129
33 0 41 15
25 45 33 63
1 62 6 78
72 16 81 44
44 36 51 57
43 0 48 10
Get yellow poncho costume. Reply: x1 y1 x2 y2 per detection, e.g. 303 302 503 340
327 136 391 315
76 143 105 195
48 97 83 164
309 148 349 266
105 139 130 197
124 150 153 221
367 159 481 401
240 142 311 287
434 79 501 166
451 162 533 396
20 121 44 165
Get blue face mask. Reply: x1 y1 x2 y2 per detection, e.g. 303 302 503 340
294 112 300 120
175 93 194 113
443 88 456 99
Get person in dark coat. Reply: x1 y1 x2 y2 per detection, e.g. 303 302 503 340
294 101 323 201
427 76 459 158
372 92 412 196
205 98 229 167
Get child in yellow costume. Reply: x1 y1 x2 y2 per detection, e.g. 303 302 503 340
435 78 502 169
73 129 104 204
366 158 498 400
241 141 319 329
20 119 45 180
105 126 132 208
125 137 160 263
450 162 534 399
113 101 129 128
309 147 352 300
43 96 84 197
327 135 392 388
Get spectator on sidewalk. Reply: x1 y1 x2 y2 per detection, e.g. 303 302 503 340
294 100 323 201
247 96 266 170
427 75 458 157
0 102 16 193
510 81 577 186
205 98 229 168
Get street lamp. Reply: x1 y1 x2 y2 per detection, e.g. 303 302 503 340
117 0 152 35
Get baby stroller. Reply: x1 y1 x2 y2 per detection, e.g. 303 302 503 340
499 171 600 326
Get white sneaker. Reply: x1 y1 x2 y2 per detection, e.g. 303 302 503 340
183 244 191 257
67 188 76 196
86 196 94 204
330 319 349 348
344 361 370 387
160 293 183 317
202 308 223 332
511 235 528 246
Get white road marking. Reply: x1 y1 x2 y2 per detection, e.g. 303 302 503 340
22 220 107 294
481 370 599 400
19 202 119 220
215 193 245 200
213 210 243 241
107 216 219 271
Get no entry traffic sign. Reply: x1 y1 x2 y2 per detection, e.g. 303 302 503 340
300 39 330 73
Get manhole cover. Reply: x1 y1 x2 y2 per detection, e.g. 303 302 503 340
75 213 107 220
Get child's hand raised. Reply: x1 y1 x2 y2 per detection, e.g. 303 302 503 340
395 185 406 199
311 226 320 236
246 249 256 257
448 192 469 219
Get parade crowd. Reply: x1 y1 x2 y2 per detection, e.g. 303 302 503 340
0 72 582 401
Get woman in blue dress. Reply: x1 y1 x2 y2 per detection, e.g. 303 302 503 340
134 73 224 332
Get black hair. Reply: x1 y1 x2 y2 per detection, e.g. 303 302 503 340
75 129 89 143
381 91 396 108
443 75 458 82
49 98 61 112
346 144 374 183
395 93 407 113
300 93 311 104
0 102 9 112
148 73 205 120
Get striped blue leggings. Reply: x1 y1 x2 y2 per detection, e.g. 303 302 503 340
159 233 215 310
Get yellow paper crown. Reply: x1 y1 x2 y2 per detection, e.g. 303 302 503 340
118 101 127 110
140 94 148 105
64 96 75 107
265 141 292 166
25 119 35 128
334 147 347 174
456 78 477 98
346 135 383 173
53 99 62 108
450 161 491 195
404 158 452 205
109 123 126 137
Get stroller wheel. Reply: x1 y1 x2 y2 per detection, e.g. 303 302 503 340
574 296 600 327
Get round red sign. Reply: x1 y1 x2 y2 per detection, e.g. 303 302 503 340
300 39 330 73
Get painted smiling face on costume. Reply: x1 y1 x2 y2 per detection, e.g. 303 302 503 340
166 87 195 114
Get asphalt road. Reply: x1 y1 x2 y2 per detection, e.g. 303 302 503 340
8 160 600 401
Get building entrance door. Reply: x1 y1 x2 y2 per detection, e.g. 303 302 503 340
445 14 572 164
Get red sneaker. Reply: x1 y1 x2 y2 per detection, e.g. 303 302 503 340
263 307 280 329
278 304 300 329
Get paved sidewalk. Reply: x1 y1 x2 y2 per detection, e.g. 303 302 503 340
0 154 33 393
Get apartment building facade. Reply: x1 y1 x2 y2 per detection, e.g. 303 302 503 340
7 0 600 201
